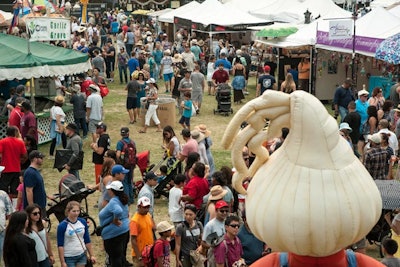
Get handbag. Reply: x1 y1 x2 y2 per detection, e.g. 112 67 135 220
189 249 206 267
94 221 111 236
68 222 93 267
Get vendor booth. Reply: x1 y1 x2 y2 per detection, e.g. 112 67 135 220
0 33 91 144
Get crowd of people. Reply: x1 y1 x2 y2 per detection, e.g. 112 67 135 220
2 6 400 267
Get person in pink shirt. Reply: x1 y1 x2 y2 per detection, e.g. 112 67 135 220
178 129 198 163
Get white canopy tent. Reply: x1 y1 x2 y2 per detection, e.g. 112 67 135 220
250 0 351 24
158 1 200 23
388 4 400 17
176 0 268 27
253 21 318 48
316 6 400 57
224 0 278 12
147 8 172 18
370 0 400 8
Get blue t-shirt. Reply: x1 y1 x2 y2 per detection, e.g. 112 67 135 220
128 58 140 75
183 99 192 118
214 59 232 70
98 196 129 240
23 166 47 209
258 74 276 95
355 99 369 131
111 21 119 34
237 225 265 265
153 49 163 65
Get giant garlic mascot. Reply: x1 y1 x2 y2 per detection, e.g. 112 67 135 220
222 90 384 267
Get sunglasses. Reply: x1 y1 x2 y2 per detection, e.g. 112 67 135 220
32 212 41 216
219 209 229 213
229 224 240 229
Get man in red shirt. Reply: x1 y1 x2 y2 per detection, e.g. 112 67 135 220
212 63 230 86
7 97 24 132
20 101 38 142
0 126 27 200
181 162 209 209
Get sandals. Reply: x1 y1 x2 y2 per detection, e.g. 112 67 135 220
138 130 146 133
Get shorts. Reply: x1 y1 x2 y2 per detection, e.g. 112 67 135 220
0 172 20 195
207 81 213 87
126 96 138 109
179 116 191 126
64 252 87 267
192 91 203 103
163 73 173 82
88 119 101 133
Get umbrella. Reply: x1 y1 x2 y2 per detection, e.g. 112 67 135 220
374 180 400 210
256 26 298 38
375 32 400 64
131 9 152 15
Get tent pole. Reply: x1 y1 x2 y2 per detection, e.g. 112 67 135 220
30 78 35 113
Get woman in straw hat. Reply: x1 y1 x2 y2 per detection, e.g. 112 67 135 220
49 95 67 159
195 124 215 175
190 130 208 166
205 185 227 224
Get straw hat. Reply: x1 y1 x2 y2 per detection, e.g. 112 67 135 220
135 40 143 46
198 40 204 47
172 53 183 63
196 124 211 137
54 95 65 104
209 185 227 201
156 221 174 233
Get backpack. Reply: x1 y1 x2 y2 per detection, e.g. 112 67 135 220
279 249 357 267
142 239 164 267
120 139 137 169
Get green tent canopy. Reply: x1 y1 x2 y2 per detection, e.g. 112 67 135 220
0 33 91 80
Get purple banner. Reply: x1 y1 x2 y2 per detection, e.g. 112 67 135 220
317 31 383 53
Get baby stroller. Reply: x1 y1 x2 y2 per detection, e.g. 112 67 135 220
214 83 233 116
153 156 182 198
46 173 97 234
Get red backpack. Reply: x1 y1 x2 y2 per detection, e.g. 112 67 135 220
141 240 163 267
120 139 137 169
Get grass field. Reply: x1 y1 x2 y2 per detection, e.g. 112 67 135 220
37 73 382 266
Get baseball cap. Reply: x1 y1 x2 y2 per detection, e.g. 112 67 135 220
264 65 271 72
96 121 107 130
29 150 44 161
368 133 381 144
144 171 158 181
112 164 129 175
358 89 369 97
146 78 156 84
106 180 124 191
120 127 129 136
215 200 229 209
89 84 100 92
137 196 151 207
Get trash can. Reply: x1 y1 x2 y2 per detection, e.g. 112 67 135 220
140 97 176 127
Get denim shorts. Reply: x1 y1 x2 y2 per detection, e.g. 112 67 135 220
64 252 86 267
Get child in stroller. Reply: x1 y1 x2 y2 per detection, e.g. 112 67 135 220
46 173 97 234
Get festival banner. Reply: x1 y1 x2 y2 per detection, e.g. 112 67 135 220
26 18 70 41
328 19 353 40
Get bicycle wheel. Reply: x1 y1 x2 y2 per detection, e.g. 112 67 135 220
82 214 97 236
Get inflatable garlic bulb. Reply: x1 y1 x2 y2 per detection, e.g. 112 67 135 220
222 90 382 257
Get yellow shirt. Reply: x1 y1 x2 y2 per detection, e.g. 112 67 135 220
129 212 154 256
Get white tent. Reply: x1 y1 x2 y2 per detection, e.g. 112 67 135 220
147 8 173 18
250 0 351 24
388 4 400 17
254 20 318 48
370 0 400 8
315 6 400 56
224 0 278 12
176 0 268 27
158 1 200 23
